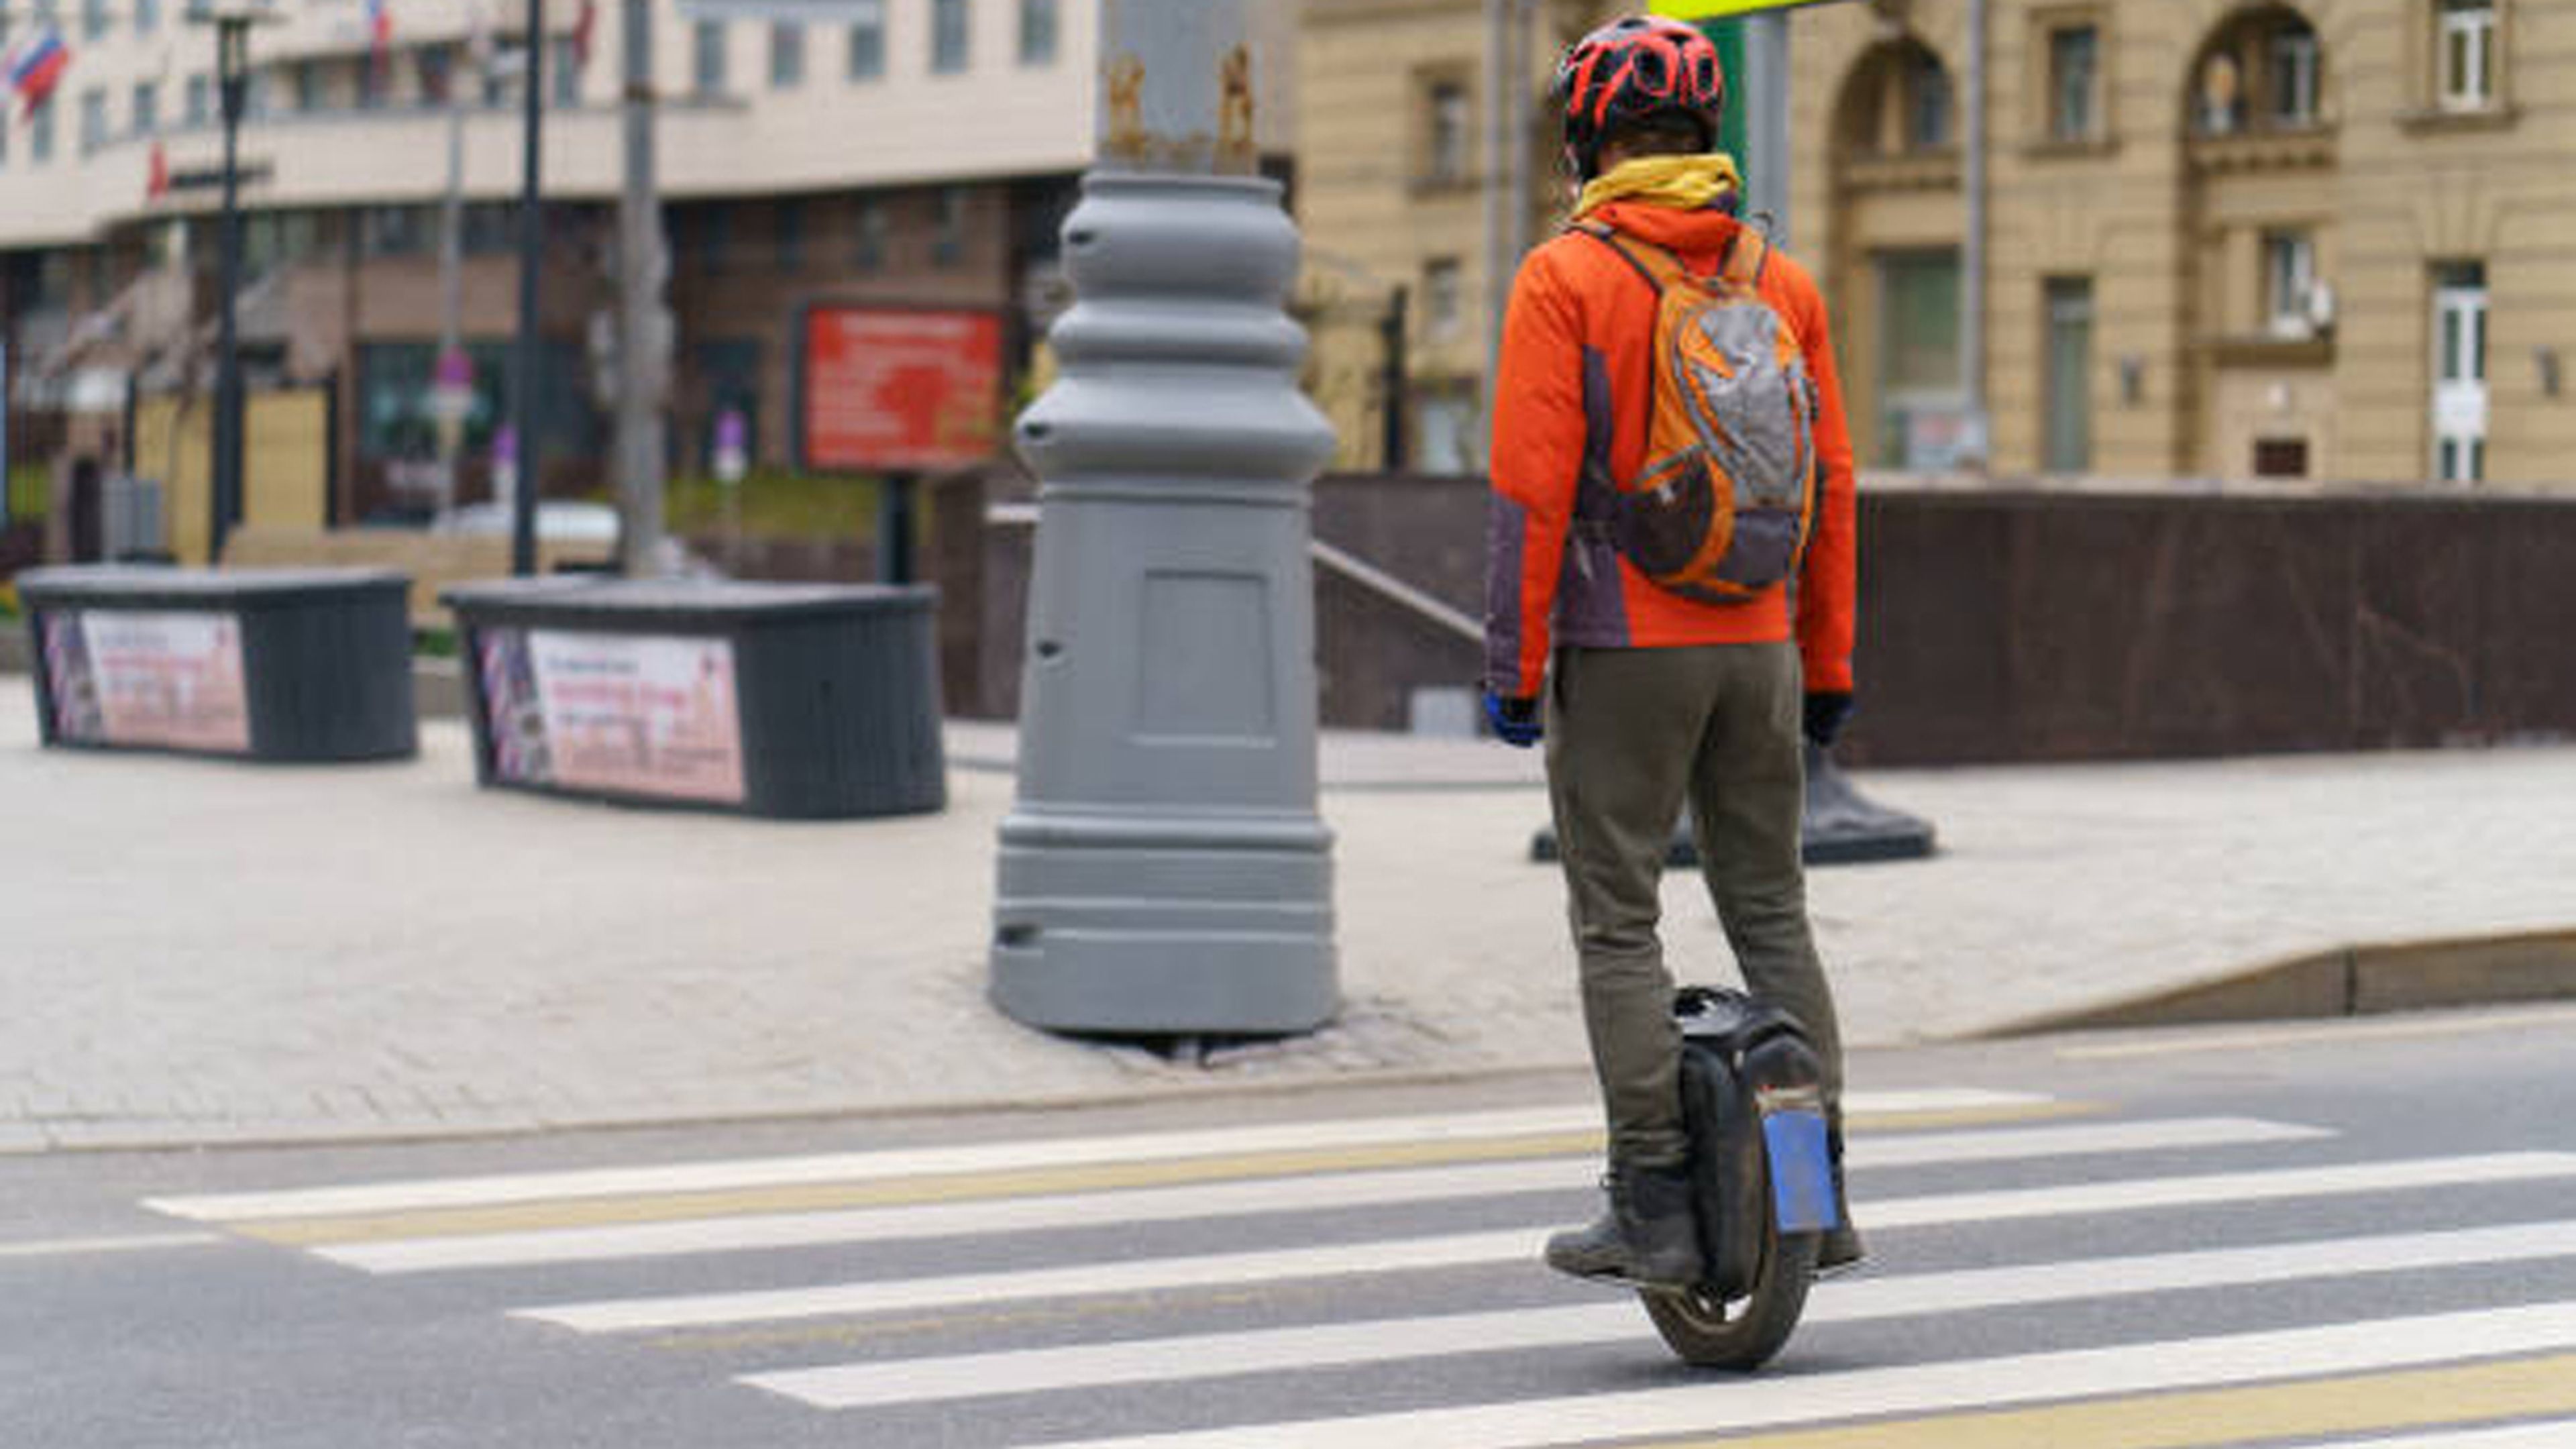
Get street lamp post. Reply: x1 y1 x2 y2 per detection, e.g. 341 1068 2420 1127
188 1 276 565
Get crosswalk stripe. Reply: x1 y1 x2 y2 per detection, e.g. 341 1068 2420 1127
991 1309 2576 1449
2316 1426 2576 1449
1633 1358 2576 1449
515 1152 2576 1334
0 1231 227 1260
516 1230 1541 1332
739 1218 2576 1409
320 1116 2324 1274
138 1089 2047 1225
1865 1152 2576 1230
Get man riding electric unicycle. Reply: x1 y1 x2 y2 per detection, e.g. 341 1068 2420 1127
1481 13 1864 1368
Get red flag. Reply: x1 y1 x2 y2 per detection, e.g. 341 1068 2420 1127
146 138 170 201
571 0 597 70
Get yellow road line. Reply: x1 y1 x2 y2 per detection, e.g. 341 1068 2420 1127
229 1101 2084 1248
1640 1352 2576 1449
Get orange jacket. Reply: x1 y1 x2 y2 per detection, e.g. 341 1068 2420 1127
1483 199 1858 699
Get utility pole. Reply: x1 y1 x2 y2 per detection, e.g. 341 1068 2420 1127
1962 0 1990 469
511 0 546 577
991 0 1340 1034
614 0 667 577
433 44 471 519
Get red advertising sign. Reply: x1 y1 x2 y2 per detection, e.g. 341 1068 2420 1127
802 306 1006 472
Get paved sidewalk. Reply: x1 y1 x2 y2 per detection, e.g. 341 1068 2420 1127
3 672 2573 1153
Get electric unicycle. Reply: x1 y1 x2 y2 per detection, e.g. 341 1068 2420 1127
1640 985 1841 1369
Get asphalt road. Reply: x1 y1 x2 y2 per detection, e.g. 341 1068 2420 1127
8 1005 2576 1448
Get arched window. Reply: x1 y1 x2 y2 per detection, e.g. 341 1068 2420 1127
1835 38 1957 158
2191 6 2328 136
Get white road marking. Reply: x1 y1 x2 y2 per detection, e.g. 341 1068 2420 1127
515 1152 2576 1334
142 1091 2045 1224
2310 1425 2576 1449
994 1301 2576 1449
0 1231 227 1260
324 1116 2320 1275
516 1230 1541 1332
742 1218 2576 1409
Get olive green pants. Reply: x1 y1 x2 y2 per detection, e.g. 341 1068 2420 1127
1544 641 1845 1169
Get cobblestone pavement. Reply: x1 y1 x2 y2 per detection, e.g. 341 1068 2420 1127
4 676 2571 1153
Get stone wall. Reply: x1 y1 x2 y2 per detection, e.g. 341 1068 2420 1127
959 472 2576 765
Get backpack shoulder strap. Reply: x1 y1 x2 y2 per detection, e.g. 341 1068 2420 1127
1572 220 1686 299
1719 226 1770 289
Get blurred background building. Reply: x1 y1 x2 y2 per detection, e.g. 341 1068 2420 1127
0 0 1297 552
1295 0 2574 490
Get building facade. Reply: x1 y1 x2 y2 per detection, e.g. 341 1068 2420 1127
1299 0 2576 488
1 0 1300 543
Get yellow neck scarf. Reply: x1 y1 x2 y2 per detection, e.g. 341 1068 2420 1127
1572 153 1744 221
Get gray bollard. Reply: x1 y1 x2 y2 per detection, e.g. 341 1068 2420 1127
990 1 1339 1036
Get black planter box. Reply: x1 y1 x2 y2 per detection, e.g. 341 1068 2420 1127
441 577 945 819
17 566 417 763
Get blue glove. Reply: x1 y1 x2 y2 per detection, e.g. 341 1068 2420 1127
1485 691 1542 748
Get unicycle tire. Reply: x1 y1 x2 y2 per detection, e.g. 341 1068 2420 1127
1640 1226 1819 1371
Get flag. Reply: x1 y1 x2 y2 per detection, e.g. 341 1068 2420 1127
365 0 392 82
6 30 72 122
146 138 170 201
571 0 597 70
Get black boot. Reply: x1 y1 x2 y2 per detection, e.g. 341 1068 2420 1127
1817 1114 1865 1273
1544 1161 1704 1289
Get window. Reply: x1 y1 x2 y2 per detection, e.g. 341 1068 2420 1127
362 205 434 258
1424 258 1464 342
853 197 888 270
2267 27 2319 126
2252 438 2310 478
135 0 160 31
419 44 455 107
2265 231 2317 336
847 1 885 80
1877 250 1965 469
2048 24 2100 142
294 60 324 113
2197 52 2245 135
1020 0 1059 66
358 51 388 111
30 94 54 162
186 73 211 128
932 0 969 74
1907 51 1953 149
551 38 583 106
2438 0 2497 111
1424 79 1470 185
2044 277 2094 473
933 187 969 266
694 20 729 97
78 87 107 156
770 23 806 88
80 0 105 42
775 198 805 271
131 80 160 137
2432 262 2488 482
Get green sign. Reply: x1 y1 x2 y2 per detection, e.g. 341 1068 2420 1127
1650 0 1847 17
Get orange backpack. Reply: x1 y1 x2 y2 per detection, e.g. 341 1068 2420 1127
1578 219 1821 605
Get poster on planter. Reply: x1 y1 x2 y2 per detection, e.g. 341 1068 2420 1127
478 628 745 804
44 610 252 753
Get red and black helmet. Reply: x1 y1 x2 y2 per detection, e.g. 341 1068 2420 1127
1556 15 1727 180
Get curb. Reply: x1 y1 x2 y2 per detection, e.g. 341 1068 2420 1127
1992 926 2576 1036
